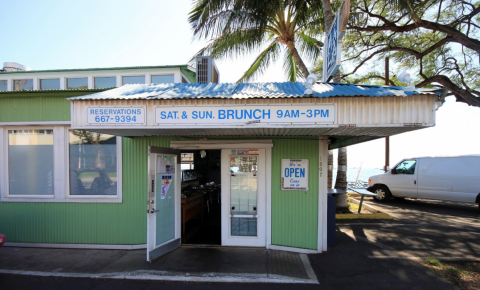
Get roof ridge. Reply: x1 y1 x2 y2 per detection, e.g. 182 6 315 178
0 64 189 74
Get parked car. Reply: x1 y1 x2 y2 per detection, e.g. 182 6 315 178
0 234 5 248
367 155 480 208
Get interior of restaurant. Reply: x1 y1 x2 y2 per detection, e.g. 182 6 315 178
180 150 222 245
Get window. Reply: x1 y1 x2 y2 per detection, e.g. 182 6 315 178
0 80 7 91
94 77 116 89
40 79 60 90
69 130 117 196
14 79 33 91
1 126 122 202
123 76 145 85
152 75 174 84
394 160 416 175
181 153 194 170
8 129 54 195
67 78 88 89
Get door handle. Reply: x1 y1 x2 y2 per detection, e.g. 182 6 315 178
150 208 159 214
414 180 417 185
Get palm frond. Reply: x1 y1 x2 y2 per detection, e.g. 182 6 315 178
237 40 282 83
283 49 304 82
296 32 324 62
194 27 267 60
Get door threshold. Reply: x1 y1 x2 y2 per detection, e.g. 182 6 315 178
181 244 223 248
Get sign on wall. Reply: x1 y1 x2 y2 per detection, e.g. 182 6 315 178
281 159 309 190
155 104 335 125
87 106 146 125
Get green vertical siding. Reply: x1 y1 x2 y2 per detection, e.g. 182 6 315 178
0 96 70 122
0 135 320 247
0 136 183 244
0 91 104 122
271 139 319 250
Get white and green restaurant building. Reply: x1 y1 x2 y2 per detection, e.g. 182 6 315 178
0 60 444 260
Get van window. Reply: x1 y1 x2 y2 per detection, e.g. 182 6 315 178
394 160 416 175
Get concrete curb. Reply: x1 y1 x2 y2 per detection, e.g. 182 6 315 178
0 269 319 284
335 196 392 219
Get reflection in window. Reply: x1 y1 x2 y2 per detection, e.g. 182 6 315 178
181 153 194 170
0 80 7 91
152 75 174 84
67 78 88 89
69 130 117 195
40 79 60 90
123 76 145 85
395 160 416 175
14 79 33 91
8 129 54 195
230 156 258 173
94 77 116 89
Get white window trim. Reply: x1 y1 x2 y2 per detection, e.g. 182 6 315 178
151 74 175 84
121 75 146 85
12 79 34 91
65 77 89 90
65 131 122 203
93 76 117 89
38 78 61 90
0 125 122 203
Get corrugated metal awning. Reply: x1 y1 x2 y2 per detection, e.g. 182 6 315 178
68 82 442 100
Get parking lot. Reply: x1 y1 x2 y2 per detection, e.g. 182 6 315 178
338 197 480 261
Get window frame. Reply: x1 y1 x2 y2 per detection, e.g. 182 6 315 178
13 79 34 91
0 125 122 203
94 76 117 89
39 78 61 90
151 74 175 84
122 75 145 85
0 79 8 91
66 77 89 90
65 130 122 201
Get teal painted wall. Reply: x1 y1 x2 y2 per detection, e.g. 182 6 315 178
271 139 319 250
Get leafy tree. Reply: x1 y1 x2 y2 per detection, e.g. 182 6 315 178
188 0 325 82
327 0 480 107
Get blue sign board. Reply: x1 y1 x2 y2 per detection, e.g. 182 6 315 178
323 0 351 82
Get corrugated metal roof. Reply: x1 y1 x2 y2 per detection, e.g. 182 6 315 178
68 82 442 100
0 64 192 74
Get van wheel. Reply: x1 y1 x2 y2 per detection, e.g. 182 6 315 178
373 185 392 202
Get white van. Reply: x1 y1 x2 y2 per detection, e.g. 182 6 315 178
367 155 480 208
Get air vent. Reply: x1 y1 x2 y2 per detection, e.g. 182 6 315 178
3 62 31 72
195 56 220 84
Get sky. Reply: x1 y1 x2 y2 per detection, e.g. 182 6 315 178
1 0 479 168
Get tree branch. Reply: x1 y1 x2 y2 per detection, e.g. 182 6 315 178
417 75 480 107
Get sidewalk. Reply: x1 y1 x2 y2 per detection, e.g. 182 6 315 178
0 229 457 289
0 245 317 284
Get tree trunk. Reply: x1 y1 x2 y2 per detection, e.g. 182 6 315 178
335 147 349 211
327 150 333 189
285 40 310 78
322 0 334 32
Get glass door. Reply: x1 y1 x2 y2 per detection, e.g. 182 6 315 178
221 149 266 247
147 146 181 261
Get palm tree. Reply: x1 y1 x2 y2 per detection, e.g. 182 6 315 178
334 147 349 211
188 0 324 82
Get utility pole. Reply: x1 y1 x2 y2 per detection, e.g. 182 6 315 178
384 57 390 172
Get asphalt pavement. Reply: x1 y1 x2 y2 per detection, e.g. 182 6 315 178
2 197 478 289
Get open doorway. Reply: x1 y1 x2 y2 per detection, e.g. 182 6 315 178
180 150 221 245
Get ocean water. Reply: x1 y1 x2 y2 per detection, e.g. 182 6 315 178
332 167 386 188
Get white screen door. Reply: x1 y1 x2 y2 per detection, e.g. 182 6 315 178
221 149 266 247
147 146 181 261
